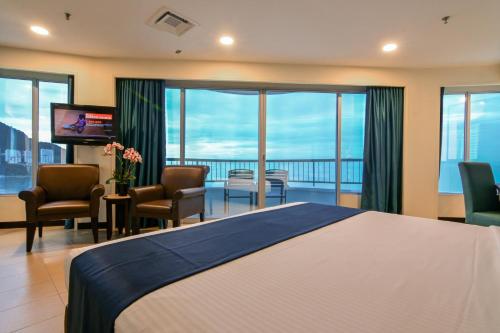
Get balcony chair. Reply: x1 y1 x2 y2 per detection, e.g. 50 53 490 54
224 169 255 212
458 162 500 227
18 164 105 252
265 169 288 204
129 165 209 233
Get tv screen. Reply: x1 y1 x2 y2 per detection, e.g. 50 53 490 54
51 103 117 145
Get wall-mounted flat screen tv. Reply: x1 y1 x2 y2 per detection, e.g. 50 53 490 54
51 103 117 145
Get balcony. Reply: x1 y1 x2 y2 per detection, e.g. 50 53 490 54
167 158 363 217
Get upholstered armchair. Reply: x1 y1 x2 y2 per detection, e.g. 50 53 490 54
129 166 209 233
19 164 105 252
459 162 500 226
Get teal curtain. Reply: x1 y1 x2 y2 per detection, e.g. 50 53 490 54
361 87 404 213
116 79 166 226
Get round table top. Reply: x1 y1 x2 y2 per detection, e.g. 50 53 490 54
103 194 131 201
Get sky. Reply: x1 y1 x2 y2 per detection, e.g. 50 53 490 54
166 89 366 160
3 76 499 195
1 80 366 163
0 78 33 137
0 78 67 145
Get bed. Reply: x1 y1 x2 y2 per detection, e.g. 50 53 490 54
65 202 500 333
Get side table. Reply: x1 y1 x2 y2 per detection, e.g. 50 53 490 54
103 194 131 238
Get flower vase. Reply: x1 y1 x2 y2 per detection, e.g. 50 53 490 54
116 183 130 196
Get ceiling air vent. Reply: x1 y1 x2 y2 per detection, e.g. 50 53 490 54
146 7 196 36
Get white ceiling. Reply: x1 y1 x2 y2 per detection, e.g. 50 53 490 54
0 0 499 68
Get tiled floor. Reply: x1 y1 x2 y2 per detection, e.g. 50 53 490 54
0 224 172 333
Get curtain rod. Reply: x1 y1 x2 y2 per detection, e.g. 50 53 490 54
115 77 367 93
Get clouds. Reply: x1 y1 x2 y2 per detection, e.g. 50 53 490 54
186 139 257 159
1 82 367 163
0 78 33 135
169 90 366 160
0 79 68 143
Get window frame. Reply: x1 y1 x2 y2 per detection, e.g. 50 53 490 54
0 68 72 196
164 80 367 206
440 86 500 194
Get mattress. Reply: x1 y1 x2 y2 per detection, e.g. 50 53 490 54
65 203 500 332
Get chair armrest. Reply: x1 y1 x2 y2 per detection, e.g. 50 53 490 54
19 186 46 205
173 187 206 200
89 184 105 217
90 184 105 201
18 186 46 222
172 187 207 221
129 185 164 204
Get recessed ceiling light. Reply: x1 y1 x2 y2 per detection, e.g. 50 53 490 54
382 43 398 52
219 35 234 46
30 25 49 36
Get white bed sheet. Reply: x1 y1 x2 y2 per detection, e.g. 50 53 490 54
66 204 500 333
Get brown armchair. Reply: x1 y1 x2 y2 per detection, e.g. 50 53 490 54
129 166 209 233
18 164 105 252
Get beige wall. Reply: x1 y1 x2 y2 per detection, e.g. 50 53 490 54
1 46 499 222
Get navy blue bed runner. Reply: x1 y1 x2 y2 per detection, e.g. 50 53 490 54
67 203 363 333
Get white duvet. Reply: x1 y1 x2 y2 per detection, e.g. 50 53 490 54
66 203 500 333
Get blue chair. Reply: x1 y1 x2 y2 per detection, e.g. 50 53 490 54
458 162 500 226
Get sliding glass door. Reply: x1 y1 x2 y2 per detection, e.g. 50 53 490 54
165 84 366 218
165 88 181 161
340 93 366 193
266 92 338 207
184 89 259 218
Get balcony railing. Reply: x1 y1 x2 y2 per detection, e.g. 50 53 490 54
166 158 363 186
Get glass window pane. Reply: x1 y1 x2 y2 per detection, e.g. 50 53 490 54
165 88 181 164
0 78 33 194
470 93 500 181
439 94 466 193
185 89 259 218
39 81 68 164
341 93 366 193
266 91 337 207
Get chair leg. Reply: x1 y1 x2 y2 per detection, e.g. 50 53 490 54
131 216 139 235
26 222 37 252
91 217 99 243
38 221 43 237
200 212 205 222
173 218 181 228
